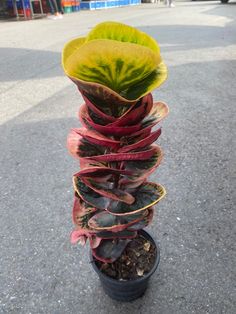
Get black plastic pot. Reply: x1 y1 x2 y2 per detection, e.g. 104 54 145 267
90 230 160 302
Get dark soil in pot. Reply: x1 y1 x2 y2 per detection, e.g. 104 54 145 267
96 234 157 280
90 230 160 302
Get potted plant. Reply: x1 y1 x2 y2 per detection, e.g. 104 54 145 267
62 21 169 301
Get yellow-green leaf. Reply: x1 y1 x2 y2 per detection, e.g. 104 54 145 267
64 39 160 96
62 37 86 72
124 62 167 100
62 22 168 102
86 21 159 54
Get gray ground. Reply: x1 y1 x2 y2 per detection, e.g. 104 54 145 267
0 1 236 313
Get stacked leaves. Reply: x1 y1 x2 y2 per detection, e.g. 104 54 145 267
62 22 169 263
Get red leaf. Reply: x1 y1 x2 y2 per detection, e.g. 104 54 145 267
73 177 110 210
88 210 148 232
72 194 96 226
81 177 135 205
75 167 133 178
83 146 156 162
92 239 131 263
127 208 154 230
89 235 102 249
127 101 169 138
71 229 102 249
79 105 141 136
141 101 169 128
111 93 153 127
67 129 82 158
119 145 163 184
75 128 120 149
81 92 116 123
107 182 166 216
67 129 108 159
130 126 153 139
119 128 161 153
70 229 90 245
73 80 138 107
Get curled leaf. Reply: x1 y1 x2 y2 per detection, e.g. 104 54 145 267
62 22 167 102
88 210 148 231
108 182 166 216
86 21 160 53
64 39 161 98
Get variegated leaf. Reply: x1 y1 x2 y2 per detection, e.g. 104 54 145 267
72 194 96 228
63 22 167 103
65 39 160 93
73 176 110 210
81 177 135 204
88 210 148 231
126 101 169 138
82 92 116 122
92 238 131 263
119 128 162 153
141 101 169 129
120 145 163 182
112 93 153 127
76 167 132 180
72 128 120 150
127 208 154 230
83 146 157 162
79 104 141 136
67 129 109 159
107 182 166 215
96 230 137 239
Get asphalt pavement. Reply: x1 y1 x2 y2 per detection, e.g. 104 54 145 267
0 1 236 313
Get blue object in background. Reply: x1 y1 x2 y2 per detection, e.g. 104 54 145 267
80 0 141 11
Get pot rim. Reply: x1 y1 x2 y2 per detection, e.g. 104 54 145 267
90 229 160 285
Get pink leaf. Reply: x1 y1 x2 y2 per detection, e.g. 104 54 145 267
83 146 156 162
81 177 135 205
81 92 116 123
75 128 120 149
70 230 90 245
79 105 141 136
89 235 102 249
111 93 153 127
119 128 162 153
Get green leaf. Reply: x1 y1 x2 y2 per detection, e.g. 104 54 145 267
86 21 160 53
62 23 167 103
65 39 160 94
125 62 167 100
128 208 154 230
75 79 138 107
72 194 96 230
96 230 137 239
141 101 169 129
79 138 108 157
92 239 131 263
108 182 166 215
72 128 120 150
82 178 135 204
73 177 110 210
83 93 131 118
122 145 163 182
88 210 148 231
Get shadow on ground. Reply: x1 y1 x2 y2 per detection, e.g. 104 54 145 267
1 1 235 83
0 48 62 82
